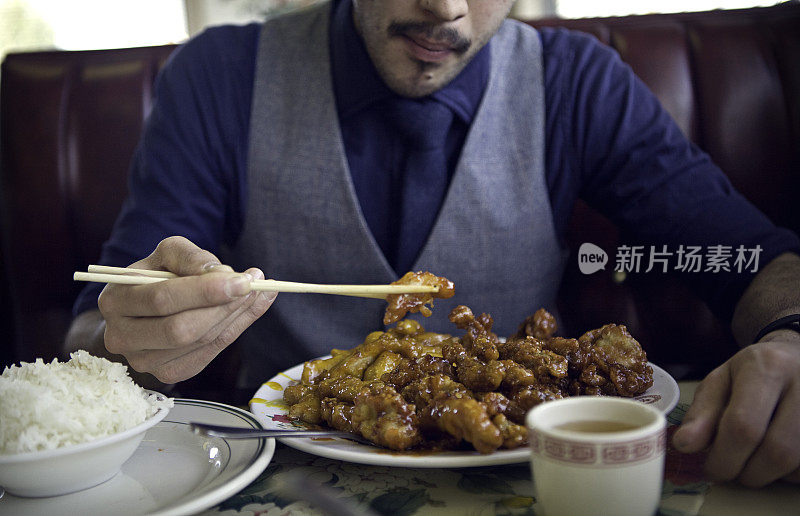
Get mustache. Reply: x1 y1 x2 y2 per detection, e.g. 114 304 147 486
388 21 472 54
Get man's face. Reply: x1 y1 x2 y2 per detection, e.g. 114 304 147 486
352 0 515 98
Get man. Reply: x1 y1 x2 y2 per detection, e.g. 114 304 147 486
66 0 800 487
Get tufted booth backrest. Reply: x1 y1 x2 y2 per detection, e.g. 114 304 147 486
530 2 800 378
0 45 176 368
1 3 798 386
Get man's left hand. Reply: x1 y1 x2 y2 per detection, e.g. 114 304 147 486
672 329 800 487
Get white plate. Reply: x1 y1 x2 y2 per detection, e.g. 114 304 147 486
250 360 679 468
0 399 275 516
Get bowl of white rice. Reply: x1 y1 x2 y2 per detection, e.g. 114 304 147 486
0 350 173 497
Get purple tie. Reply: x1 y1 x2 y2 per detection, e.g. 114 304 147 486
385 98 454 274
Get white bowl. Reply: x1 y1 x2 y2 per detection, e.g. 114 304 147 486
0 392 170 498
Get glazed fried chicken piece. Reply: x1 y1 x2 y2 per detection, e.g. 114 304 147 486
574 324 653 396
498 360 539 390
420 394 503 454
300 331 402 384
476 391 531 446
293 373 423 450
400 373 471 407
505 385 566 422
301 349 351 384
326 332 402 379
384 271 455 325
309 321 452 385
351 382 421 450
286 384 324 424
465 334 500 363
497 336 569 380
511 307 557 339
449 305 500 361
449 304 493 329
401 374 511 452
572 364 612 395
382 354 456 391
457 356 506 392
542 336 585 373
442 339 506 391
393 319 453 357
477 391 511 416
321 397 355 432
492 414 528 449
363 351 404 381
317 375 366 402
283 382 315 405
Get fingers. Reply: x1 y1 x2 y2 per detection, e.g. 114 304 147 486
197 270 276 347
104 267 276 383
93 237 274 383
737 382 800 487
672 364 731 454
100 237 249 318
702 355 784 481
104 268 271 353
140 236 229 276
121 290 275 384
105 286 254 352
99 271 252 318
675 342 800 487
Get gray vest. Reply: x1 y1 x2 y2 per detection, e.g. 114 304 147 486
225 4 567 388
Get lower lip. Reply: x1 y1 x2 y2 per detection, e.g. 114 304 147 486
400 35 453 63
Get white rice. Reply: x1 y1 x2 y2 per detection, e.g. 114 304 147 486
0 350 173 455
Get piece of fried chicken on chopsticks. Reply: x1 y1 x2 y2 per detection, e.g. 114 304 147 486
384 271 455 325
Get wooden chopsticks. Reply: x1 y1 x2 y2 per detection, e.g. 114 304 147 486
73 265 439 300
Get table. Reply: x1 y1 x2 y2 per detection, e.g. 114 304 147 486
200 382 800 516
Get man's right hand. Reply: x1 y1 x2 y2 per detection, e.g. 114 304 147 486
95 236 276 384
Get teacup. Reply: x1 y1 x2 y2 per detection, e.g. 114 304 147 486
526 396 666 516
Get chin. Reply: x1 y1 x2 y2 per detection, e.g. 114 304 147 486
386 67 459 98
396 82 443 98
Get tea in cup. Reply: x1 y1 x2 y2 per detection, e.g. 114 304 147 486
526 396 666 516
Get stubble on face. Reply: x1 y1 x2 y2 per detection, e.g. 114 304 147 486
352 2 510 98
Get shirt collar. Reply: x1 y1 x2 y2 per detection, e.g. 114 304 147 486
330 0 490 124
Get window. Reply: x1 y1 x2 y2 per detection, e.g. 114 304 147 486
0 0 187 61
183 0 324 36
511 0 784 18
0 0 328 62
556 0 784 18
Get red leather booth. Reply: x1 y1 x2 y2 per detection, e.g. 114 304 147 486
1 2 798 394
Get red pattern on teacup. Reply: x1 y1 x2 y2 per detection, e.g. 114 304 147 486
542 437 597 464
600 434 661 465
631 439 655 459
567 443 596 463
602 444 629 463
533 429 666 467
544 437 567 459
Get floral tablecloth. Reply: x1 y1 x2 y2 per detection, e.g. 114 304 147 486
199 402 725 516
